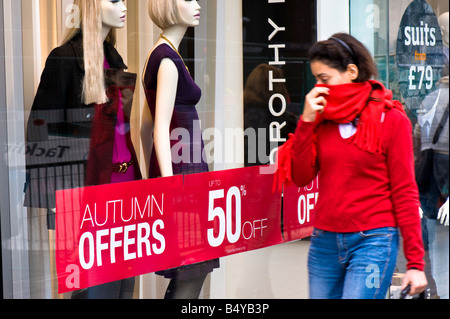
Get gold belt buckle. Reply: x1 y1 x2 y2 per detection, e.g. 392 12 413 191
118 162 129 173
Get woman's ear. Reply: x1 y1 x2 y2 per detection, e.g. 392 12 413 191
347 64 359 81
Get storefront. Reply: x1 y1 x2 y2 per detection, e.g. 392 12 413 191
0 0 448 300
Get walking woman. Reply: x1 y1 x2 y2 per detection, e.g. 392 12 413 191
280 33 427 298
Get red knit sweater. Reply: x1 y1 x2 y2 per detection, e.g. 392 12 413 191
291 108 425 271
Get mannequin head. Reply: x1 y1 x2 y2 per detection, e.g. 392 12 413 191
60 0 128 104
148 0 201 30
438 12 449 48
101 0 127 30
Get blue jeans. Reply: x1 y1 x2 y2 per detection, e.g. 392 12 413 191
308 227 399 299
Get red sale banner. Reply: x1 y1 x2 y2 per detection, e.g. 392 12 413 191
282 175 318 242
55 175 185 293
55 166 283 293
182 166 283 262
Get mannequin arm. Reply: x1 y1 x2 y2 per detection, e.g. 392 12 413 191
140 101 154 178
153 58 179 177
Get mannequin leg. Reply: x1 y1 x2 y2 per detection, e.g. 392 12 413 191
48 229 64 299
164 274 208 299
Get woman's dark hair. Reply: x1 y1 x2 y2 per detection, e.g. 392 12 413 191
308 33 378 82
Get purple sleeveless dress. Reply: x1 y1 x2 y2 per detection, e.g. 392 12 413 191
143 44 219 279
143 44 208 177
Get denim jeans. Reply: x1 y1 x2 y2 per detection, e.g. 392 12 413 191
308 227 399 299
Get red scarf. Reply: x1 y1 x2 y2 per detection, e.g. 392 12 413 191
314 80 405 154
274 80 406 192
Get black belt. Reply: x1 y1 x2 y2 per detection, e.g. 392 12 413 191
112 160 133 173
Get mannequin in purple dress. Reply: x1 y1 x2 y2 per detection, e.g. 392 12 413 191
141 0 218 299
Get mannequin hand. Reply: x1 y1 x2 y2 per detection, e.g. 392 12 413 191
401 269 427 296
419 206 423 218
437 197 449 226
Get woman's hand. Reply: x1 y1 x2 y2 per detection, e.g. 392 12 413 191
302 87 330 122
401 269 428 296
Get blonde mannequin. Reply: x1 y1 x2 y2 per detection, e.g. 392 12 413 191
60 0 127 104
142 0 219 299
25 0 141 299
142 0 201 177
